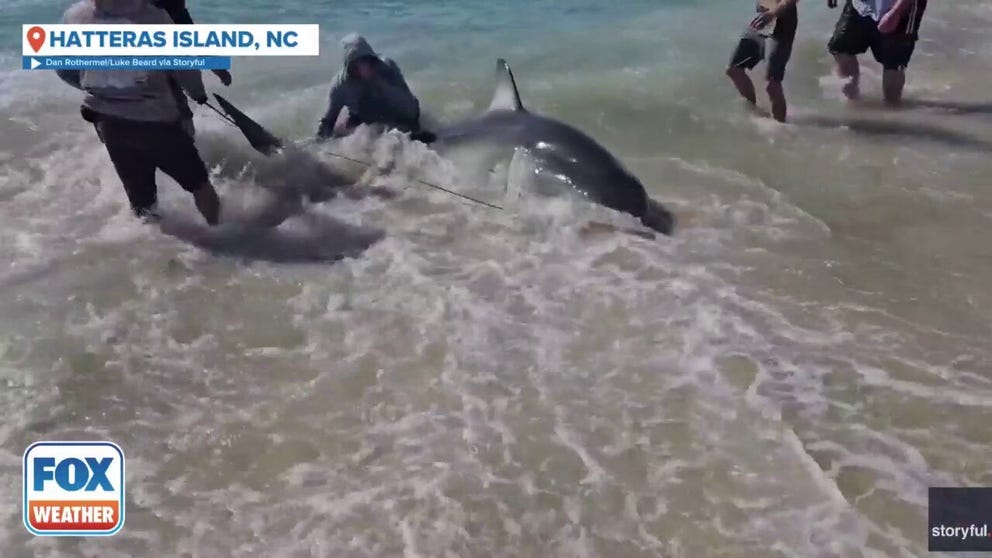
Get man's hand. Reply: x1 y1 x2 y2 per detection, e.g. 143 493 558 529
879 0 913 34
192 94 208 105
828 0 838 8
751 11 775 30
368 73 391 91
212 69 232 86
877 13 898 33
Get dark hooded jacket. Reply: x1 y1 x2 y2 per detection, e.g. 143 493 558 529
316 34 421 138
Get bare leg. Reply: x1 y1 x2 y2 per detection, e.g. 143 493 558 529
833 54 860 101
193 183 221 225
882 69 906 106
766 80 787 122
726 67 757 105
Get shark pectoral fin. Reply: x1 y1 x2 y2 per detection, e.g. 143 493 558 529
505 147 539 202
489 59 525 112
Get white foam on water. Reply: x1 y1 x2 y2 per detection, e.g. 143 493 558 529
2 1 992 557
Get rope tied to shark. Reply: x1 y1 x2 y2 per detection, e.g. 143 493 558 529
207 95 504 211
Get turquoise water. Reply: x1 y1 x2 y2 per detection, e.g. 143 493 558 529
2 1 992 557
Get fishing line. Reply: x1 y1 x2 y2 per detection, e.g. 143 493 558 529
317 150 504 211
206 104 503 211
204 101 238 127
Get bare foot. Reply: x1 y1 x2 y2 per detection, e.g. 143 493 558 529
744 102 772 119
579 221 656 240
580 222 618 237
841 81 860 102
674 211 701 228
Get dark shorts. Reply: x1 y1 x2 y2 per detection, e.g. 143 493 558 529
729 29 795 82
828 0 926 71
95 116 209 215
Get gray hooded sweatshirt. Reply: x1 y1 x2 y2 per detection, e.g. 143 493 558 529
56 0 206 123
317 34 421 138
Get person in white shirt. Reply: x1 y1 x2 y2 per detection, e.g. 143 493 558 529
826 0 928 105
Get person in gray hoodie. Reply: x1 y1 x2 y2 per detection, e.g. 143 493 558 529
316 34 433 142
56 0 221 224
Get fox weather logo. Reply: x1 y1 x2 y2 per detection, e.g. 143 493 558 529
23 441 125 536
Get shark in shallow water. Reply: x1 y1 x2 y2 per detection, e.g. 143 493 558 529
433 59 675 236
215 59 674 236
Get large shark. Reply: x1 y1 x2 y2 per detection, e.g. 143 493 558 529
434 59 675 236
214 60 674 236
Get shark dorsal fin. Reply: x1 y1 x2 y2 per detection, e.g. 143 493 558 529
488 58 524 112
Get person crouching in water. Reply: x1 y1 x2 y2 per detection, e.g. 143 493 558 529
316 34 436 143
56 0 221 225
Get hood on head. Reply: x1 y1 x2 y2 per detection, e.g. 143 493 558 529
94 0 147 16
340 33 378 69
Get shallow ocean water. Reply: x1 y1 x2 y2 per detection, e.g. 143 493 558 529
1 1 991 556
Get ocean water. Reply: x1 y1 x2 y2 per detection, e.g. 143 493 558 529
2 1 992 556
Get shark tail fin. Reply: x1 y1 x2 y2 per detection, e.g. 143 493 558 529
213 93 283 156
488 59 524 112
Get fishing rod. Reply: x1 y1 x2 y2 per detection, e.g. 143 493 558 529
204 100 238 127
205 103 504 211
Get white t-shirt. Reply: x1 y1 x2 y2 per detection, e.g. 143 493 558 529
851 0 898 21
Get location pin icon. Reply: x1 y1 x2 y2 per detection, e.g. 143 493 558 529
27 26 45 53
